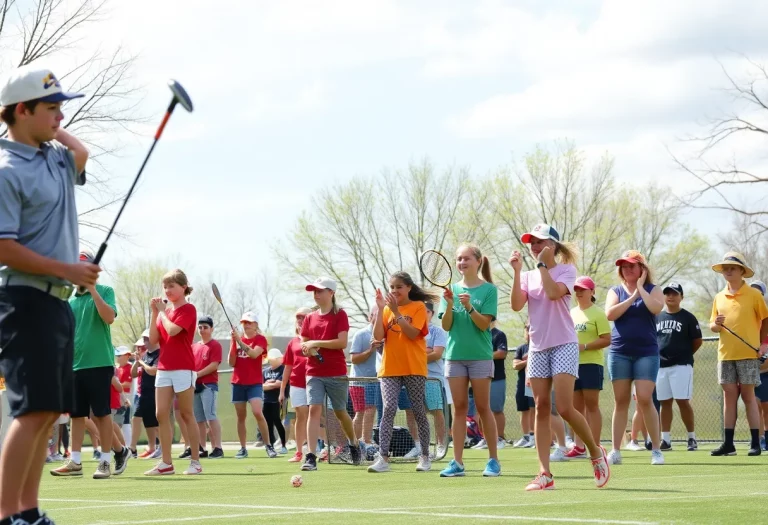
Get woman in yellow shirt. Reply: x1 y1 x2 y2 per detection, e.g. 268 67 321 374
368 272 438 474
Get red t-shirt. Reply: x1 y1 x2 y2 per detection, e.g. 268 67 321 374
300 309 350 377
157 303 197 371
231 334 268 385
110 369 121 410
283 337 307 388
194 339 223 385
117 363 132 393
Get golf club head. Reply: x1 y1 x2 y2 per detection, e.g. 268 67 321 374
168 80 193 112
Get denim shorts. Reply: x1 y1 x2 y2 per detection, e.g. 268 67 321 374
397 386 412 410
231 383 263 403
490 379 506 413
756 373 768 402
607 352 660 382
306 376 348 411
194 383 219 422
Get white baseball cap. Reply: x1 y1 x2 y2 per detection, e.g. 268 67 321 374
114 346 131 356
141 328 150 338
240 311 259 324
267 348 283 360
134 337 146 347
1 65 85 106
305 277 337 292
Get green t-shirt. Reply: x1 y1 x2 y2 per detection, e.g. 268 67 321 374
438 281 498 361
571 304 610 366
69 284 118 371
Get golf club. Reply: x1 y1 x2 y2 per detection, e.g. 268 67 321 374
211 283 250 353
721 324 767 363
93 80 194 265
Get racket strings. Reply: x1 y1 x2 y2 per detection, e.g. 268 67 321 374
420 251 451 287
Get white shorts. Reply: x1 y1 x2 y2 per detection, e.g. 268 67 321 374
656 365 693 401
291 386 308 407
156 370 196 393
441 376 453 406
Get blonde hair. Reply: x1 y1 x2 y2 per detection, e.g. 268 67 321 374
458 243 493 283
554 241 579 265
162 269 193 296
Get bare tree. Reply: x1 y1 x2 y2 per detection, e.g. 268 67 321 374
673 58 768 237
111 259 168 346
1 0 145 239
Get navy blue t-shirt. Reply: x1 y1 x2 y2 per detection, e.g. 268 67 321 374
656 309 702 368
263 365 284 404
491 327 508 381
513 342 530 383
610 284 659 357
140 349 160 394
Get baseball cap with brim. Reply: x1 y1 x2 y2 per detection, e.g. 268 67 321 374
79 248 96 264
267 348 283 360
521 224 560 244
141 328 150 338
114 346 131 356
662 282 684 295
574 276 596 291
306 277 337 292
615 250 647 266
750 280 766 296
134 337 146 347
241 311 259 324
712 251 754 279
1 66 85 106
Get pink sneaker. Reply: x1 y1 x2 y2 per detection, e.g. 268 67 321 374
144 461 175 476
288 451 303 463
592 447 610 488
565 446 587 459
525 472 555 491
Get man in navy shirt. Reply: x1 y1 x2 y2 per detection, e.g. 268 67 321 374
656 283 702 451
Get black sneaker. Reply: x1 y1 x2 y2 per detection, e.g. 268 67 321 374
686 438 698 451
660 440 672 451
747 446 761 456
113 447 130 476
178 447 192 459
349 443 362 466
301 452 317 471
209 447 224 459
710 443 737 456
199 447 209 458
131 448 138 459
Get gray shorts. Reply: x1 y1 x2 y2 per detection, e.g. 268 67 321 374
307 376 348 411
112 406 130 425
193 385 219 423
718 359 761 385
445 360 493 379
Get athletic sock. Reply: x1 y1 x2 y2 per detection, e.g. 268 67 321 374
72 451 81 464
750 428 760 448
20 508 41 522
688 432 696 440
661 432 671 442
528 432 534 439
102 451 113 463
724 428 735 447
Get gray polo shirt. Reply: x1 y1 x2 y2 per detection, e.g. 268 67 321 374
0 138 85 286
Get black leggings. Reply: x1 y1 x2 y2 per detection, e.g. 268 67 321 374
263 402 286 446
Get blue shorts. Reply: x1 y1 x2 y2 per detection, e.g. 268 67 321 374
398 386 412 410
490 379 506 413
608 353 660 382
425 380 443 411
574 364 604 391
756 373 768 403
231 384 263 403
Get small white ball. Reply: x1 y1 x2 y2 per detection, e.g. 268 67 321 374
291 474 303 487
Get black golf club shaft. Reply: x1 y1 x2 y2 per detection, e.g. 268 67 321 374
722 325 767 363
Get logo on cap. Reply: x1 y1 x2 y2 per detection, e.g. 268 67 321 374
42 73 60 90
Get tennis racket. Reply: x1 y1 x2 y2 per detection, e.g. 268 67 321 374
721 324 767 363
419 249 452 289
211 283 249 353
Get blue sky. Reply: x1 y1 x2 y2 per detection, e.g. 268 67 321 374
53 0 767 295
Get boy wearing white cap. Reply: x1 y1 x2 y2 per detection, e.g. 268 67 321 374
0 65 99 525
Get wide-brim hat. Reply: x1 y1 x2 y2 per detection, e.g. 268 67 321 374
712 251 754 279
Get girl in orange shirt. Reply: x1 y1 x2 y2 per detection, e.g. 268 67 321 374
368 272 438 473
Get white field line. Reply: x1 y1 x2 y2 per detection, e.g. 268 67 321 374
86 510 317 525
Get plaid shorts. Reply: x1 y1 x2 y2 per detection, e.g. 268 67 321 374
718 359 761 385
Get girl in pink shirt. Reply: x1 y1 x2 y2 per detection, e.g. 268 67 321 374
509 223 609 491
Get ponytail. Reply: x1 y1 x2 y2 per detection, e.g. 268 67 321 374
331 294 340 315
480 255 493 284
391 271 440 303
554 241 579 265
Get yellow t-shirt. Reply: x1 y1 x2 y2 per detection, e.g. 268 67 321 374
710 283 768 361
571 305 611 366
379 301 429 377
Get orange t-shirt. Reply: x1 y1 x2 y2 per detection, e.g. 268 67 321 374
379 301 429 377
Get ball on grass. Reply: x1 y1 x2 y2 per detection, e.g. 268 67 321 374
291 474 303 487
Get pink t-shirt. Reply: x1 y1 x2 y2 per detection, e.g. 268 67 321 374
521 263 578 352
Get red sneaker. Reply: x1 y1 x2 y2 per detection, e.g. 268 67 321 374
288 451 303 463
138 448 154 459
565 446 587 459
525 472 555 491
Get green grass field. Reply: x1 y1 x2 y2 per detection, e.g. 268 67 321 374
40 444 767 524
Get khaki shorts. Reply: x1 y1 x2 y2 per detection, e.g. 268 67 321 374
718 359 761 385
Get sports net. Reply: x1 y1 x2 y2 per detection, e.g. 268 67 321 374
324 376 449 465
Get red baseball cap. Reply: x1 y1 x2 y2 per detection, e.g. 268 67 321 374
615 250 646 266
574 276 595 290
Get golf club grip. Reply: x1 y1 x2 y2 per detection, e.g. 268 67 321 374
93 243 107 265
315 353 324 363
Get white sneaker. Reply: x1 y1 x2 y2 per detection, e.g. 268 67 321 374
651 450 665 465
496 438 507 449
624 440 645 452
566 436 575 449
607 449 622 465
367 456 391 473
416 456 431 472
149 447 163 459
549 447 569 462
512 436 529 448
472 439 488 450
403 445 422 459
523 436 536 448
183 460 203 475
93 460 111 479
435 444 447 459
